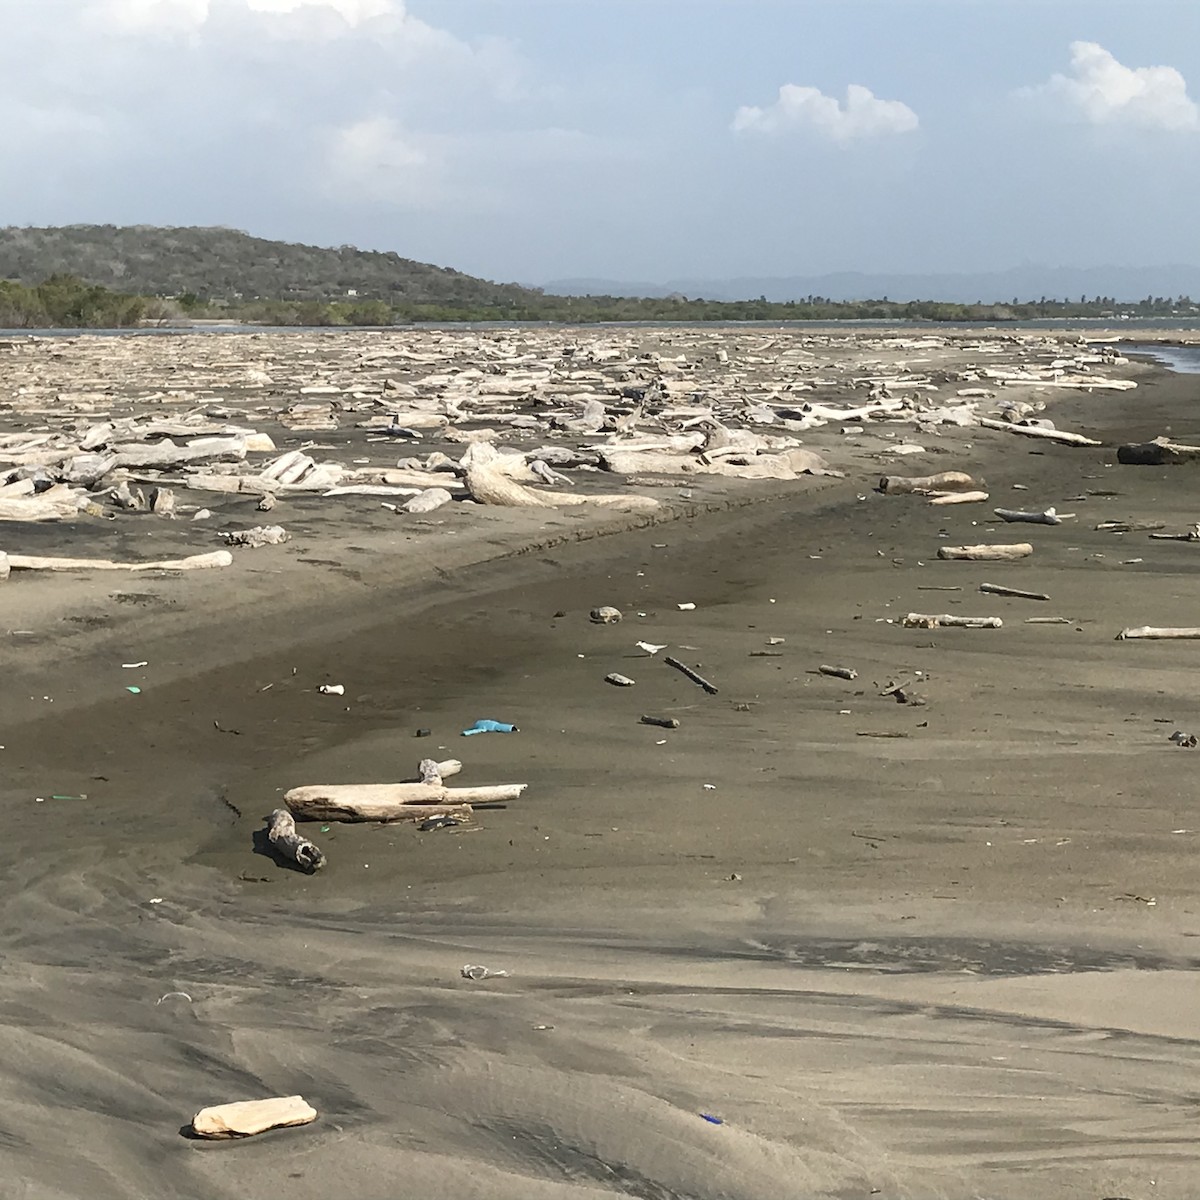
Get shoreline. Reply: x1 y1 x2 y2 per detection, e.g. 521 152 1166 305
5 332 1200 1199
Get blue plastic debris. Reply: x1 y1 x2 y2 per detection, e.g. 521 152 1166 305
699 1114 724 1125
461 719 518 736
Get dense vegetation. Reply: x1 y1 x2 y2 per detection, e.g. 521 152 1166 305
0 226 1196 328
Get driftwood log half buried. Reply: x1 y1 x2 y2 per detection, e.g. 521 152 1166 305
879 471 978 495
903 613 1003 629
937 543 1033 561
976 417 1102 447
265 808 325 872
1116 627 1200 642
190 1096 317 1140
285 782 525 822
1116 437 1200 466
5 550 234 572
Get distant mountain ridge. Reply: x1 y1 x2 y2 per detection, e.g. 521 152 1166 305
0 224 541 307
545 266 1200 305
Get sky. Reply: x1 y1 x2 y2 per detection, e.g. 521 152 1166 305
3 0 1200 286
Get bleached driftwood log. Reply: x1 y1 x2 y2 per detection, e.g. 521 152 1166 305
0 484 84 522
976 417 1101 447
112 436 249 469
928 490 989 506
937 543 1033 561
466 453 657 510
285 779 525 822
5 550 233 572
979 582 1049 601
1116 627 1200 641
265 808 325 872
994 507 1067 525
190 1096 317 1140
903 613 1003 629
879 471 978 495
0 551 9 581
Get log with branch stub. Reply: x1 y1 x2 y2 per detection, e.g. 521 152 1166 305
976 417 1101 447
286 774 525 822
1116 627 1200 641
879 471 979 495
937 543 1033 561
265 808 325 872
903 613 1003 629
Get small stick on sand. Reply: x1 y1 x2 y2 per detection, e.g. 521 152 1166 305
979 582 1050 601
640 715 681 729
663 655 719 694
265 808 326 872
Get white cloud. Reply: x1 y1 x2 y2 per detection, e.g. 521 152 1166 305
95 0 397 33
732 83 918 141
322 116 436 206
1024 41 1199 132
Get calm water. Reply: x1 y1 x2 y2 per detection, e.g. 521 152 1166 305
1123 342 1200 374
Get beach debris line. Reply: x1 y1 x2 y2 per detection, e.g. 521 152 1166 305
461 718 518 735
265 808 326 872
664 655 719 694
189 1096 317 1140
937 543 1033 561
903 613 1003 629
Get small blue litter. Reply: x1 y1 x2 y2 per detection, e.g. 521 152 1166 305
462 719 518 736
699 1113 723 1125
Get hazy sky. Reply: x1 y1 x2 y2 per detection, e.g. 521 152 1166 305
4 0 1199 284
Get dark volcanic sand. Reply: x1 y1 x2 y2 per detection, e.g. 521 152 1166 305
4 359 1200 1198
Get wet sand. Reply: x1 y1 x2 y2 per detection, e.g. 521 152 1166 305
4 337 1200 1197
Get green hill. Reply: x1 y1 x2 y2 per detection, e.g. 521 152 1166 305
0 224 542 307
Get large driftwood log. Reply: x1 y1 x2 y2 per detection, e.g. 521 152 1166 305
286 782 524 822
1116 627 1200 641
976 417 1101 447
191 1096 317 1140
994 507 1067 525
466 458 657 510
5 550 233 572
0 484 84 522
879 471 978 495
265 809 325 871
903 613 1003 629
937 543 1033 561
